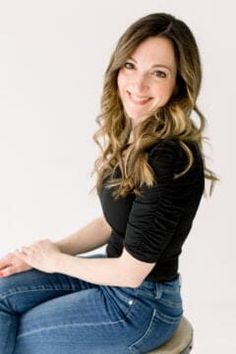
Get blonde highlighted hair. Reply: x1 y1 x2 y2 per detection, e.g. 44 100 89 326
90 13 219 199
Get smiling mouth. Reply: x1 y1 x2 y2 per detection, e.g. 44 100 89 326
127 91 152 105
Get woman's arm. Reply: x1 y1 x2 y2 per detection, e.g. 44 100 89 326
0 216 111 278
14 240 156 288
55 216 112 256
11 216 155 288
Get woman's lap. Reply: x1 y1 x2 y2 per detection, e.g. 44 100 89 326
0 267 136 353
14 284 136 353
0 255 184 354
15 290 125 353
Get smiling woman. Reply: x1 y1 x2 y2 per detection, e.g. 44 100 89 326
0 12 218 354
117 36 177 126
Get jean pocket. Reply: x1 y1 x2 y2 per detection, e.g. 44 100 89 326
101 285 137 321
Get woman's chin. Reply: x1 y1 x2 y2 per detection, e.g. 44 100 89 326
129 114 150 126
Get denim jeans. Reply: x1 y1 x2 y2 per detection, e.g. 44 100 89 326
0 254 183 354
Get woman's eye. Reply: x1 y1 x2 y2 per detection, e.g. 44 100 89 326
122 63 167 78
123 62 134 69
154 70 167 78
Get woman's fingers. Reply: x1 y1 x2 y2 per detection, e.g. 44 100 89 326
0 250 33 277
0 261 32 278
14 248 36 268
0 253 12 271
0 243 40 277
0 265 21 277
0 257 7 271
15 247 28 258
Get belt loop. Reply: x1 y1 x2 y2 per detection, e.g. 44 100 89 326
154 282 162 299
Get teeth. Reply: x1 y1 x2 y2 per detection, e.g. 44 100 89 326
133 96 148 101
129 92 151 103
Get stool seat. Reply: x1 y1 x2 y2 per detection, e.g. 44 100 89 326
148 316 193 354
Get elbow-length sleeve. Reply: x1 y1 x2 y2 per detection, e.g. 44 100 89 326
123 139 185 263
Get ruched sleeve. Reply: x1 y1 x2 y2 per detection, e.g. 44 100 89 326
123 139 185 263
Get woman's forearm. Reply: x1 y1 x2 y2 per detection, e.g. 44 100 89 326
13 236 146 288
55 253 138 288
55 216 112 256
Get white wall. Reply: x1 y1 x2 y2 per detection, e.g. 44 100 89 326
0 1 235 352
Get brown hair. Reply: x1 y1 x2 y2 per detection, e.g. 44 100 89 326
90 13 219 199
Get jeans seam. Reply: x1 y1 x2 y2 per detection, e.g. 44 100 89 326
17 291 138 339
17 316 130 339
128 308 157 352
0 287 75 301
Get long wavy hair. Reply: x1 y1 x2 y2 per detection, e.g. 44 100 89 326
90 12 219 199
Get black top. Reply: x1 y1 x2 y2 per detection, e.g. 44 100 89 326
98 139 205 282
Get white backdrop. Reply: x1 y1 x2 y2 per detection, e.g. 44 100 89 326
0 1 235 353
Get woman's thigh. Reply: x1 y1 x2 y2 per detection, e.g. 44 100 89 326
0 255 105 314
0 269 98 314
13 278 183 354
13 284 137 354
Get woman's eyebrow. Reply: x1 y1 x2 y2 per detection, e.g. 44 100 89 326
128 56 173 72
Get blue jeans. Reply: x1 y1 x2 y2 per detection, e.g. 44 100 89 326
0 254 183 354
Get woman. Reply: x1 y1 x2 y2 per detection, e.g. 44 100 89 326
0 12 218 354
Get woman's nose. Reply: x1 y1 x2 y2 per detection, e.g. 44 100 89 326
130 73 150 94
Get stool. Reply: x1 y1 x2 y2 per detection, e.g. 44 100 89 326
148 316 193 354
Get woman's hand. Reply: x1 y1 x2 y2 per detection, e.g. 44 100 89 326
14 239 62 274
0 251 32 277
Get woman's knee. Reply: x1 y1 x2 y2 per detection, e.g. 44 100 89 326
0 270 41 313
0 273 20 298
0 274 19 313
0 270 35 294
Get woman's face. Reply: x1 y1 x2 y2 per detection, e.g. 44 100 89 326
117 36 177 127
